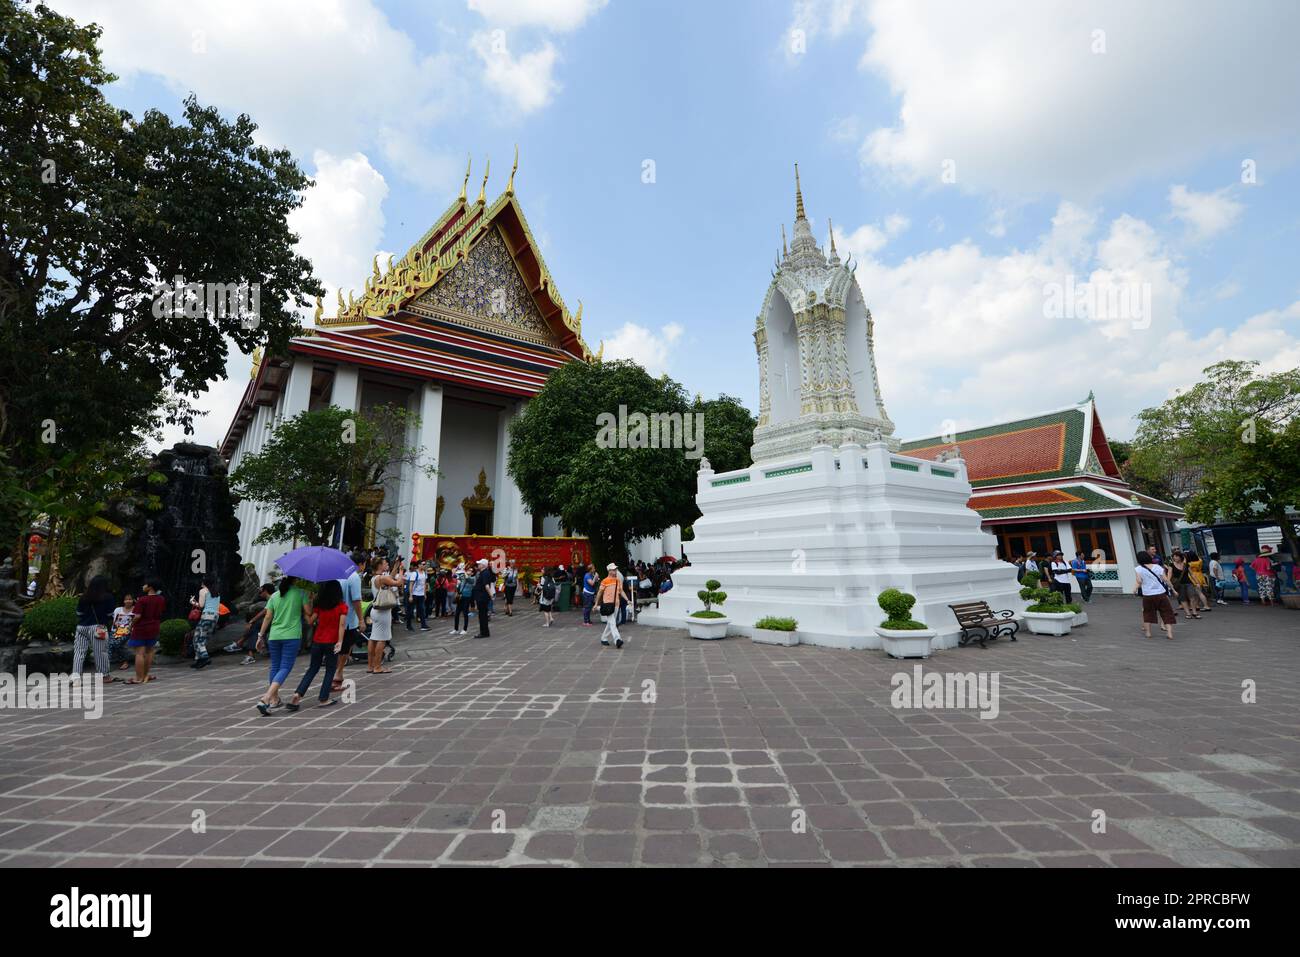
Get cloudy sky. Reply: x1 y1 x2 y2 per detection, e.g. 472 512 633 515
51 0 1300 447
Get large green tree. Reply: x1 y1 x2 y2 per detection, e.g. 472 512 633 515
229 404 436 547
509 360 703 569
0 0 321 567
1129 360 1300 560
693 393 757 475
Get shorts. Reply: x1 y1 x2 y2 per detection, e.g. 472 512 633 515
1142 594 1176 624
340 628 365 653
1176 583 1197 603
538 602 553 613
127 638 157 648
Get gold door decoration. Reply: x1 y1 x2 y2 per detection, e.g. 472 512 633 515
461 468 494 534
355 487 385 550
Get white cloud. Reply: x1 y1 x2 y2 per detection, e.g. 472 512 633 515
1168 184 1245 242
468 0 607 32
603 322 684 377
833 213 909 261
471 31 561 114
49 0 464 163
843 0 1300 197
847 201 1298 440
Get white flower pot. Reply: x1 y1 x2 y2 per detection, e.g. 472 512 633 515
1024 611 1075 636
1071 612 1088 627
687 616 730 640
875 627 937 659
752 627 799 647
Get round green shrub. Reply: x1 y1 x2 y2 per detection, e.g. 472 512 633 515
705 579 721 591
690 610 727 619
158 618 191 656
19 595 79 642
877 587 927 629
755 616 798 631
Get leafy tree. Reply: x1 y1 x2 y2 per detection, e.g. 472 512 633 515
693 394 756 475
508 360 700 570
1107 439 1178 503
0 1 321 562
229 404 436 547
1130 360 1300 560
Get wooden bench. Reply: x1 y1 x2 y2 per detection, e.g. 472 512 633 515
948 601 1019 649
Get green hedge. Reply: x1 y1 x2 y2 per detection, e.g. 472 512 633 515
19 595 79 642
158 619 190 656
754 616 797 631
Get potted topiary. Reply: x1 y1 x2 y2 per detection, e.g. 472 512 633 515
687 579 730 639
1019 573 1074 635
752 615 798 646
1068 602 1087 627
874 588 936 658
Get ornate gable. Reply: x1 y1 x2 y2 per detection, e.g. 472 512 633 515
409 226 555 345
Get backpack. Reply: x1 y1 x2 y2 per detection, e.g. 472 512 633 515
541 580 557 601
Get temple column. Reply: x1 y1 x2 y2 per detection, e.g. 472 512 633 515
282 357 313 420
408 383 443 550
331 363 359 410
494 400 525 536
1109 515 1137 592
1055 520 1078 559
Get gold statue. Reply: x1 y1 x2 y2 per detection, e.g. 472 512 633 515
312 295 322 324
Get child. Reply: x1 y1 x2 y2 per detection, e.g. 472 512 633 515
287 578 347 710
110 594 137 671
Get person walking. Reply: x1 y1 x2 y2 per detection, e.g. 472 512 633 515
580 563 598 626
537 568 557 627
404 560 426 631
1135 552 1176 640
189 573 221 669
109 593 136 672
1168 552 1199 620
596 563 626 649
1187 551 1212 613
1070 551 1093 602
333 552 367 693
472 558 494 638
286 579 346 711
73 575 117 683
1207 551 1228 606
1252 546 1278 607
367 557 401 673
503 560 519 617
255 576 309 716
126 579 165 684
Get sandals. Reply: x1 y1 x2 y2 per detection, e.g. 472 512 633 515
318 699 338 708
285 700 301 712
256 702 271 716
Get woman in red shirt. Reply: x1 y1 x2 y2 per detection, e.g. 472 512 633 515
126 579 166 685
286 579 347 710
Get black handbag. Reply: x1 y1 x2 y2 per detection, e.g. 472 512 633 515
599 602 615 617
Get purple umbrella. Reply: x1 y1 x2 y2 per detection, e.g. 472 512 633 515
274 545 357 582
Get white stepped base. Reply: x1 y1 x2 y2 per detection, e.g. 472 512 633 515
642 440 1025 650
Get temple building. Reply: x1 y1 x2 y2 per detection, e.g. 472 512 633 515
222 155 598 577
900 396 1184 592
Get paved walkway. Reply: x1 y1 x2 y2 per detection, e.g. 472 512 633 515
1 598 1297 867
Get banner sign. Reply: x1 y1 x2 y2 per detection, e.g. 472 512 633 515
411 533 590 573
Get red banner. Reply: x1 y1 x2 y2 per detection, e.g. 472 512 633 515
411 533 590 574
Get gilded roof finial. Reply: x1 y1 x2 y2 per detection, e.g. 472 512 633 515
781 223 788 256
372 256 381 281
313 295 322 324
477 156 490 205
506 144 518 196
459 154 471 203
336 288 345 315
794 162 806 221
828 217 837 255
573 298 583 330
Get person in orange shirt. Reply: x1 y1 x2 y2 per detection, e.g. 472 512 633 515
596 563 627 649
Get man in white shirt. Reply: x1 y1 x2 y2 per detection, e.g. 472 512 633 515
1049 550 1074 603
1208 551 1227 605
406 562 429 631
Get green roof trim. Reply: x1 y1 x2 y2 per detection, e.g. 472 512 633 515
901 407 1087 488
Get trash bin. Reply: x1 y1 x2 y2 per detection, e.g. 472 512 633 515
557 581 572 612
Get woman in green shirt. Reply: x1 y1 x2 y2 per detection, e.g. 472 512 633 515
255 576 311 716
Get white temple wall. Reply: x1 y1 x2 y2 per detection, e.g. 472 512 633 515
436 397 500 535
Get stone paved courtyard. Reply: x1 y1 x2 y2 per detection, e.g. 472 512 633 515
1 597 1297 867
